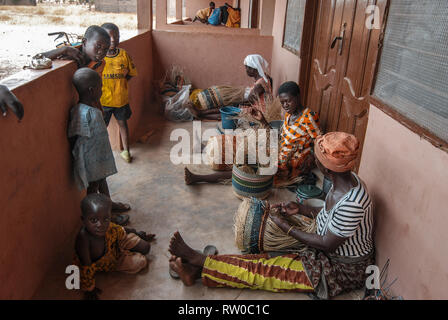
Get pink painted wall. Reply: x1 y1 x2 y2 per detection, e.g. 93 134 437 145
185 0 227 19
0 31 154 299
269 0 301 93
0 62 82 299
152 29 273 89
359 105 448 299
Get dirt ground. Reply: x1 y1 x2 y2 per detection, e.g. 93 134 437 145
0 4 138 80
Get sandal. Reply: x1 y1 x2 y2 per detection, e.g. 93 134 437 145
120 150 132 163
111 202 131 213
111 213 130 226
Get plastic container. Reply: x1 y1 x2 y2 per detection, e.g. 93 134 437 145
220 106 241 130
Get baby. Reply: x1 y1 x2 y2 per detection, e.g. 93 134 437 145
74 193 155 300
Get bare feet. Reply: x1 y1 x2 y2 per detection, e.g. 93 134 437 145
184 167 198 185
169 256 201 286
168 231 206 267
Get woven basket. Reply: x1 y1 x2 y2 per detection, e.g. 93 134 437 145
232 165 273 200
205 135 236 171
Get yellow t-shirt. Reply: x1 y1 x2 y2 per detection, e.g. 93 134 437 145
100 48 138 108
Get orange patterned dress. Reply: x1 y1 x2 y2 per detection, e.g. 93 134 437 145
278 108 321 176
74 223 147 291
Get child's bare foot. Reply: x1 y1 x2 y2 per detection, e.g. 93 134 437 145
168 231 206 267
169 256 201 286
137 231 156 242
184 167 198 185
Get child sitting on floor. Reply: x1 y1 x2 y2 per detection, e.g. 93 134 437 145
100 23 138 163
40 25 111 76
68 68 130 225
75 193 155 300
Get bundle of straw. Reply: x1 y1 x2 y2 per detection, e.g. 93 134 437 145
263 207 317 252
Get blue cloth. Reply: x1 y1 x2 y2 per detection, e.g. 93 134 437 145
68 103 117 190
208 7 221 25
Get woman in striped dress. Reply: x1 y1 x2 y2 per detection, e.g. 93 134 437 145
171 132 375 299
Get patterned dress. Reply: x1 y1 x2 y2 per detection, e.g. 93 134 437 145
278 108 321 175
74 223 147 291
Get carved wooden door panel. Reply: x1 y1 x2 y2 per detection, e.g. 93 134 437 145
306 0 387 168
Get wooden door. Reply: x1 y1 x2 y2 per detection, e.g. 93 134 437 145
306 0 388 168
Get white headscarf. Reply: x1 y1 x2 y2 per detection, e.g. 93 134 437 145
244 54 270 83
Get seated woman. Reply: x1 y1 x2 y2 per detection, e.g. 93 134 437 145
171 132 374 299
187 54 273 120
184 81 321 184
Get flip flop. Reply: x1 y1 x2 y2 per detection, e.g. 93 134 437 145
111 213 130 226
169 246 218 280
111 202 131 213
120 150 132 163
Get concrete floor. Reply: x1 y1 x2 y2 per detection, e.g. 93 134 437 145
33 120 363 300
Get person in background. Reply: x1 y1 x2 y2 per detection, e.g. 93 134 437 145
193 2 215 24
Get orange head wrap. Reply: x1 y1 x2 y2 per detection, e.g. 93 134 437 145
314 132 360 172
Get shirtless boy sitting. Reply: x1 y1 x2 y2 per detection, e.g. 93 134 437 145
74 193 155 300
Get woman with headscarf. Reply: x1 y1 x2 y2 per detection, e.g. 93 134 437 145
185 54 272 120
242 54 273 113
172 132 375 299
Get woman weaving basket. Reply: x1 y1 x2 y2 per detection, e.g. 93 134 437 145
186 54 273 120
184 81 321 184
170 132 375 299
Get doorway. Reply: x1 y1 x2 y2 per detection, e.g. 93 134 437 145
304 0 388 168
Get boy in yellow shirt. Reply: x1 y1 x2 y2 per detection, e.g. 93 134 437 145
101 23 138 163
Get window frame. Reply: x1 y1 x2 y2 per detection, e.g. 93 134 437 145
282 0 307 56
369 0 448 151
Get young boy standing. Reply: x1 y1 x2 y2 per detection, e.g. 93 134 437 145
68 68 130 225
100 23 138 163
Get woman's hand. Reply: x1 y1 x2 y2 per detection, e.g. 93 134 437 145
249 107 265 122
269 211 289 229
270 202 300 216
0 85 24 120
282 202 300 216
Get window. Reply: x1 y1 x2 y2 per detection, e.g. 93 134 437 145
373 0 448 143
282 0 307 54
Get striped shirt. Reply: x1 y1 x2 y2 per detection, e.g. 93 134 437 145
316 173 374 257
